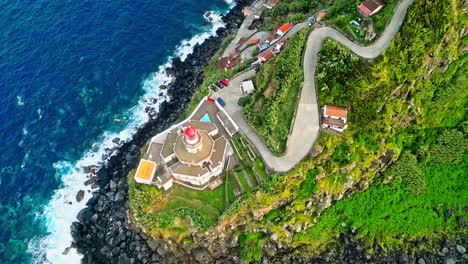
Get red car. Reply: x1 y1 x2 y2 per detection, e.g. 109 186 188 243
219 78 229 87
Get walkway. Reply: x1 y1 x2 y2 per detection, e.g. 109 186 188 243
217 0 414 172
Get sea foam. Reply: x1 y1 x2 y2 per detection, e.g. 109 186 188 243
28 5 234 264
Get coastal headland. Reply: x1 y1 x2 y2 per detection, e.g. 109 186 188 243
70 0 467 263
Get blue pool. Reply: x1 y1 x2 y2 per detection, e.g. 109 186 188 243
200 113 211 123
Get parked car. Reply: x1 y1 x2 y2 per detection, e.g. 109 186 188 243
216 97 226 107
210 84 218 92
219 78 229 86
216 81 225 89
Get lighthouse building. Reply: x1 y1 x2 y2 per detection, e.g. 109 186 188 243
134 97 237 191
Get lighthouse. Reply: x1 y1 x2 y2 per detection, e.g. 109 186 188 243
183 126 202 153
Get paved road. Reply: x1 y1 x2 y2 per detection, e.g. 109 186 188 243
222 0 266 57
217 0 414 172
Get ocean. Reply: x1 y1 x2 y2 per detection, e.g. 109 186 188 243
0 0 234 263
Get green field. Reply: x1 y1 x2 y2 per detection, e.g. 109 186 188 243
260 0 467 255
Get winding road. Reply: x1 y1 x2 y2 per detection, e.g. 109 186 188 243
217 0 414 172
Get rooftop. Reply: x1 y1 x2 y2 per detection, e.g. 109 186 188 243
183 120 217 134
323 117 347 128
277 23 293 34
324 105 347 119
170 162 208 178
174 130 214 165
161 129 178 159
135 159 156 181
259 49 275 61
358 0 385 16
211 137 228 168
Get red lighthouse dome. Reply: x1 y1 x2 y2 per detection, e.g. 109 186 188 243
184 126 198 141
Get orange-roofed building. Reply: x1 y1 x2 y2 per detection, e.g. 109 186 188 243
135 159 158 184
317 12 326 21
322 105 348 132
276 23 293 36
249 38 260 45
259 49 275 63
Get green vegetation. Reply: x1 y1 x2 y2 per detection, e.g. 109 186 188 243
294 127 468 252
234 166 250 191
285 0 465 254
253 158 269 183
244 166 259 187
262 0 398 43
128 170 230 240
222 0 466 259
243 28 310 154
128 0 467 259
324 0 398 42
261 0 316 30
298 169 319 199
225 172 236 203
239 232 267 263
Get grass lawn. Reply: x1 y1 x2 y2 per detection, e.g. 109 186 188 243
159 184 226 226
244 166 258 187
232 136 249 162
225 172 236 204
253 158 269 183
235 167 250 191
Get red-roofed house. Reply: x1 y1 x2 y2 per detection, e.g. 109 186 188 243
264 0 280 9
357 0 385 17
258 49 275 63
276 23 293 36
265 34 281 45
322 105 348 132
217 54 242 71
225 58 242 70
316 11 326 21
249 38 260 45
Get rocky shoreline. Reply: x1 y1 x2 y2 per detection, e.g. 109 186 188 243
70 1 252 263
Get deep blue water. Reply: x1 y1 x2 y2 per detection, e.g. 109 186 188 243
0 0 231 262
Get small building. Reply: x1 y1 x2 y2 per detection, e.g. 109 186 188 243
257 41 270 52
358 0 385 17
316 12 326 21
322 105 348 132
258 49 275 63
276 23 293 36
242 8 251 16
249 38 260 45
240 80 255 94
273 38 287 53
217 55 242 71
265 34 281 45
263 0 279 9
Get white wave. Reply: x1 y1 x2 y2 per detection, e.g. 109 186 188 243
175 11 226 62
17 95 25 106
27 2 238 263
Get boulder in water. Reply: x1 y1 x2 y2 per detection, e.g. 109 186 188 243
76 190 85 202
